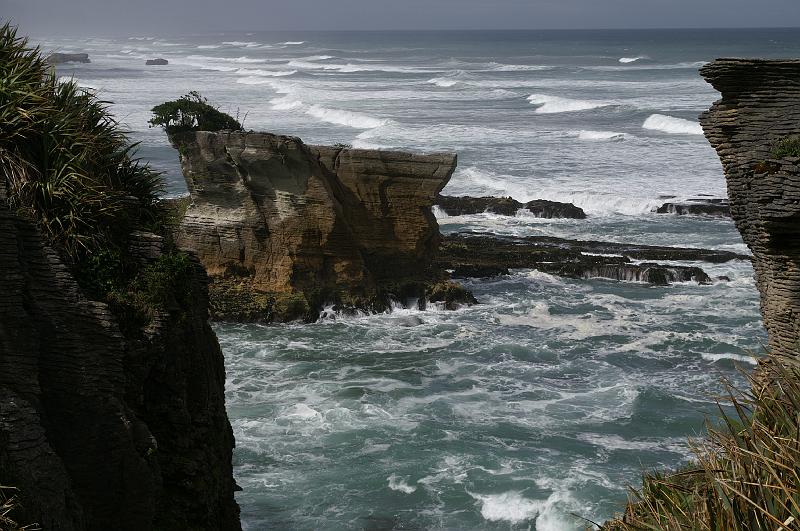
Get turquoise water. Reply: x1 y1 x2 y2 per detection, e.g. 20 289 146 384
41 28 799 528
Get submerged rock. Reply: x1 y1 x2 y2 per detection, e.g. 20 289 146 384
655 198 730 217
46 52 90 64
169 130 470 321
145 58 169 65
438 232 748 285
700 58 800 357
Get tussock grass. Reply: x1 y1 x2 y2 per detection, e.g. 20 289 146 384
0 486 38 531
0 22 163 261
603 353 800 530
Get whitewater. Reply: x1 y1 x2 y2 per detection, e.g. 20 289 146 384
42 28 800 530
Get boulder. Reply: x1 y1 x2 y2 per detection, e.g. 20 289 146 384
655 198 730 217
525 199 586 219
146 58 169 66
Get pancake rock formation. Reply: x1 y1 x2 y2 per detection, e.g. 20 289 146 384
700 58 800 357
0 201 240 529
170 130 459 320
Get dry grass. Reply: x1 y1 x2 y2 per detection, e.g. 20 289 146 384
603 353 800 530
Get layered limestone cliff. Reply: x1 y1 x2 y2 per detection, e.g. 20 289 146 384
700 59 800 358
170 130 457 320
0 205 240 530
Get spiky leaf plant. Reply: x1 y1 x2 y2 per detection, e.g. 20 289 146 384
603 353 800 530
0 22 163 264
0 486 38 531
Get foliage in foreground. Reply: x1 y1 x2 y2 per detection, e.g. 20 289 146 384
0 486 38 531
603 353 800 530
0 22 193 325
0 22 163 261
149 91 242 134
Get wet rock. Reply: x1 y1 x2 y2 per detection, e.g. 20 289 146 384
435 195 586 219
46 52 90 64
700 58 800 357
426 280 478 310
435 195 523 216
437 233 745 285
656 198 730 217
145 58 169 65
525 199 587 219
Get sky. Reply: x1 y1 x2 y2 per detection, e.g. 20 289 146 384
3 0 800 35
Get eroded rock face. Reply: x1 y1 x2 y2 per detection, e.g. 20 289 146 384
700 59 800 357
171 130 456 320
0 209 240 530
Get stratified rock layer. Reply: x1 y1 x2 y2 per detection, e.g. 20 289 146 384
171 131 456 319
700 59 800 357
0 208 240 530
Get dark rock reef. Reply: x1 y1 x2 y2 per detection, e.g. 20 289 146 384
700 58 800 357
170 130 459 320
145 58 169 66
439 232 748 285
655 198 731 217
46 52 90 64
435 195 586 219
0 205 240 530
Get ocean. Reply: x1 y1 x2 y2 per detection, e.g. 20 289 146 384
43 28 800 530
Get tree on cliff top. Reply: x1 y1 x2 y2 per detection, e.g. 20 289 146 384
149 91 242 134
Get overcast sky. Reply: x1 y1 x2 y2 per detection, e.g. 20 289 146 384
4 0 800 35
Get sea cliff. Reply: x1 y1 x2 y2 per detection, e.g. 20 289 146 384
0 199 240 530
170 130 459 320
700 58 800 358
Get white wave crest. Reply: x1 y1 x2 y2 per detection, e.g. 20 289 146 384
427 77 459 87
487 62 552 71
197 44 221 49
387 474 417 494
642 114 703 135
619 56 643 64
573 130 628 141
235 68 297 77
528 94 611 114
306 105 390 129
701 353 757 365
270 96 304 110
280 41 305 45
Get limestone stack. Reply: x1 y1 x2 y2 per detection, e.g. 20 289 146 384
700 58 800 357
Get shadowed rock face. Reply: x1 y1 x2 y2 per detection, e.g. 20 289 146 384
700 59 800 358
435 195 586 219
0 209 240 530
171 130 456 320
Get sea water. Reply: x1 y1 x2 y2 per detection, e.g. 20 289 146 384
43 28 800 529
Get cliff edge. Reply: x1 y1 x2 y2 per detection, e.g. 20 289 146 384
700 59 800 358
0 202 240 530
170 130 458 320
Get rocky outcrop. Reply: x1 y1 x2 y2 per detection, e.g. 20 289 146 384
435 195 586 219
170 130 457 320
46 53 90 64
0 207 240 529
145 58 169 66
700 59 800 357
655 198 730 217
439 233 748 285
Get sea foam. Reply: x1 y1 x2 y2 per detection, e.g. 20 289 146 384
642 114 703 135
305 105 389 129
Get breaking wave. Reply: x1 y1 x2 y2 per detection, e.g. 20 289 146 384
528 94 612 114
642 114 704 135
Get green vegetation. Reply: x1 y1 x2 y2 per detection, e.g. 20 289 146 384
0 22 194 328
149 91 242 134
603 352 800 530
0 23 163 261
771 135 800 159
